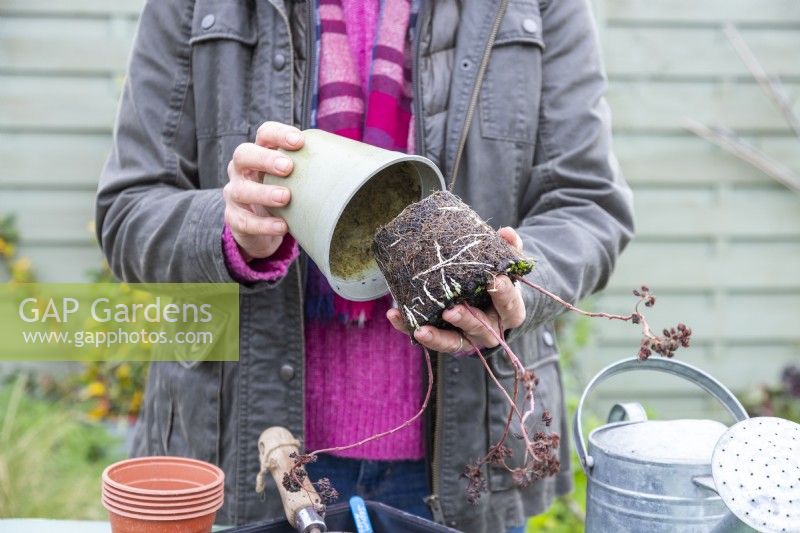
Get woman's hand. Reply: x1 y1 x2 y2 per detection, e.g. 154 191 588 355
386 227 527 353
224 122 304 260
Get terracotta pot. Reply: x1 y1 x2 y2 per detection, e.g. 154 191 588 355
106 507 217 533
103 456 224 497
102 486 222 510
102 493 223 516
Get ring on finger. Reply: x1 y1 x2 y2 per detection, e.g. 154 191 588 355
454 335 465 354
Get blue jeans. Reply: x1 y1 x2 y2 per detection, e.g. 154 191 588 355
305 453 432 520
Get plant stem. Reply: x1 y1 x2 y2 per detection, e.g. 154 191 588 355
471 341 521 420
464 305 542 464
514 276 634 323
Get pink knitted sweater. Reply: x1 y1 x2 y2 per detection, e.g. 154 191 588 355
220 0 424 460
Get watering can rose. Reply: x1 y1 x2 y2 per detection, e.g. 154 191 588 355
18 297 214 324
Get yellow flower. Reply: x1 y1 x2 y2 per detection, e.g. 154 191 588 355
0 238 6 255
11 257 33 281
115 363 131 380
88 401 110 421
85 380 107 398
130 390 143 413
4 243 15 258
12 257 31 271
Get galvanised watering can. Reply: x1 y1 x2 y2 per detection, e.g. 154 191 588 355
574 357 751 532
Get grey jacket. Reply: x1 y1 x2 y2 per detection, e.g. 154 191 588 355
95 0 634 531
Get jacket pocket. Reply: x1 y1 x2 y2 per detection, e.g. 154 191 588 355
190 0 256 141
152 362 222 464
190 0 256 187
486 324 560 491
479 0 544 144
189 0 257 46
489 322 558 378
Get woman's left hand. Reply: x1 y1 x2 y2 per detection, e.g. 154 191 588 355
386 227 526 354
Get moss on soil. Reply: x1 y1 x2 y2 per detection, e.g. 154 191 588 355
329 163 421 278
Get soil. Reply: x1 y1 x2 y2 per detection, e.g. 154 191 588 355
373 191 532 330
329 162 421 279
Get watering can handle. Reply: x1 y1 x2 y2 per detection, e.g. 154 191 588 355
573 357 748 475
607 402 648 424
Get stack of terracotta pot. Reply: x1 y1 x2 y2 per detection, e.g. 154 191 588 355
101 456 225 533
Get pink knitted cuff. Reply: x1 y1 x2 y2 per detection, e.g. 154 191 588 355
221 224 299 283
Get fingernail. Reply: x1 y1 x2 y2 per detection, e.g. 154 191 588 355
270 188 288 204
271 221 285 233
416 329 432 341
447 309 462 321
275 156 291 172
286 131 302 146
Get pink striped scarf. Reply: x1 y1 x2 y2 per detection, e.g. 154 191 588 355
306 0 415 324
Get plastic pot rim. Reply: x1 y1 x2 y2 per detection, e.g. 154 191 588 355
102 485 223 509
102 456 224 496
102 494 223 520
102 479 222 502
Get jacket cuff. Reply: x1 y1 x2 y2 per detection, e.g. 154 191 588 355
221 224 299 283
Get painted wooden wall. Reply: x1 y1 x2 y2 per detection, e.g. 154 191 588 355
1 0 799 417
583 0 800 419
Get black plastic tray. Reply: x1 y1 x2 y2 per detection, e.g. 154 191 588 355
226 501 460 532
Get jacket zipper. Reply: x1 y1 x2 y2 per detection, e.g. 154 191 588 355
425 353 446 524
413 1 447 524
447 0 510 191
425 2 510 524
274 0 314 445
412 1 427 160
296 0 316 446
301 1 316 130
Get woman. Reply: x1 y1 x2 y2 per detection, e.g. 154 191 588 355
96 0 634 531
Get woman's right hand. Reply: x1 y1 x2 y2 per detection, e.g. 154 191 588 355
223 122 304 261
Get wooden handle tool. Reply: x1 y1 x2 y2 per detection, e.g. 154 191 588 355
257 426 327 533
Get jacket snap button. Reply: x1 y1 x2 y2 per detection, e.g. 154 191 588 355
273 53 287 71
279 363 295 381
522 18 538 33
451 365 460 375
201 14 215 30
542 331 554 347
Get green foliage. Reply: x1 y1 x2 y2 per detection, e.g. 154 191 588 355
0 375 124 519
36 362 147 422
506 259 534 278
3 213 149 422
0 214 34 282
0 214 19 246
527 467 587 532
